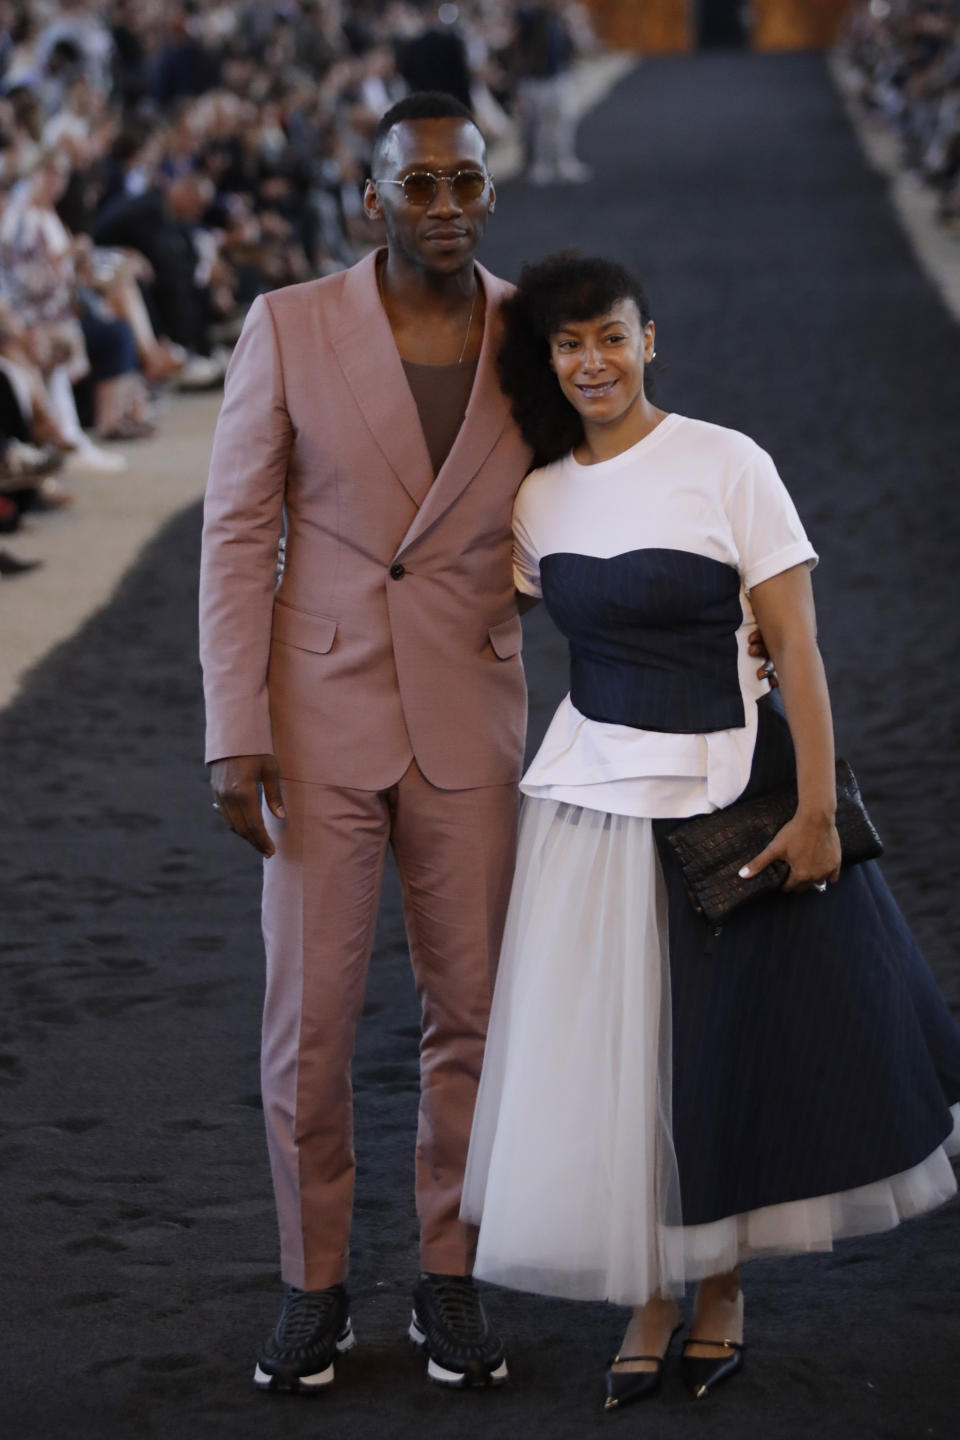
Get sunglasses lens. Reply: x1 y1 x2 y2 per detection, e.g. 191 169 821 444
401 172 438 204
397 170 487 204
452 170 486 202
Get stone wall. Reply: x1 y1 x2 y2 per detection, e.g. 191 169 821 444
583 1 852 53
751 0 852 50
584 0 692 54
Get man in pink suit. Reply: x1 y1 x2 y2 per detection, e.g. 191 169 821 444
199 93 530 1393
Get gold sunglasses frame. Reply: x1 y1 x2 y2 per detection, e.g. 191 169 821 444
377 168 491 206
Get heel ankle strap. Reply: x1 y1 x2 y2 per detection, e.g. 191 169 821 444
684 1337 745 1351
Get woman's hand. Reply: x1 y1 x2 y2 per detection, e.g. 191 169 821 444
738 811 842 894
747 627 778 687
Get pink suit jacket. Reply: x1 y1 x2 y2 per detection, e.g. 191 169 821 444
199 251 533 791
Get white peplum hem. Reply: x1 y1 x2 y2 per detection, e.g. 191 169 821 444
519 600 773 820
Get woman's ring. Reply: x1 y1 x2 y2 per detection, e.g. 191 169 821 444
212 802 222 813
814 881 827 893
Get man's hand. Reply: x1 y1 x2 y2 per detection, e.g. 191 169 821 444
210 754 286 858
747 627 779 688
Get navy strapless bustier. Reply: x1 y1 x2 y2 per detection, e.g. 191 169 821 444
539 548 745 734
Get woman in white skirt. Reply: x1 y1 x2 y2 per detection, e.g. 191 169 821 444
460 254 960 1409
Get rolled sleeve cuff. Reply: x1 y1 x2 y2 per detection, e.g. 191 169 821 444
744 541 818 593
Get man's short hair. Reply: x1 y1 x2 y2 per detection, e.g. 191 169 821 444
370 92 483 176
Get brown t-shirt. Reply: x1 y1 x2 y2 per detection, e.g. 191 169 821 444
402 358 479 479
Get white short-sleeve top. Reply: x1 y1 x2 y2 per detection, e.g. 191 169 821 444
514 413 818 818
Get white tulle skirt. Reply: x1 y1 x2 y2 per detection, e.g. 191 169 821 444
461 799 960 1305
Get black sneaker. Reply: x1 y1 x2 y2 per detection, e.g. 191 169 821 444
409 1272 508 1387
253 1283 355 1393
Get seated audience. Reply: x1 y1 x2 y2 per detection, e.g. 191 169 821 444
0 0 600 573
842 1 960 228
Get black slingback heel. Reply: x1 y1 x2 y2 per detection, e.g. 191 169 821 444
679 1336 745 1399
603 1322 683 1411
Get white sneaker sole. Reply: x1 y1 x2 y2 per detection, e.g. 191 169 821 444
408 1312 508 1387
253 1319 356 1392
65 447 128 475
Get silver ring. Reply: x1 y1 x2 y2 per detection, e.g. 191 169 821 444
212 802 222 812
814 881 827 893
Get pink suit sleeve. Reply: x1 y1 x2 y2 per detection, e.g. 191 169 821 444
199 294 293 764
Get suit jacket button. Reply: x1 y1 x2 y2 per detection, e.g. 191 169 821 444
390 563 406 580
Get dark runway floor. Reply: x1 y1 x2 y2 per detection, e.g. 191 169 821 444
3 51 960 1440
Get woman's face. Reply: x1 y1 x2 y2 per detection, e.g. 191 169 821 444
549 298 655 426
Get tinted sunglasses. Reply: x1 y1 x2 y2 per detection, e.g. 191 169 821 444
378 167 489 206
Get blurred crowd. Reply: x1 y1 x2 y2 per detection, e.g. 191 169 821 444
841 1 960 228
0 0 595 577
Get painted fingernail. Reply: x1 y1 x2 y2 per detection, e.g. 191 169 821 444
738 866 750 878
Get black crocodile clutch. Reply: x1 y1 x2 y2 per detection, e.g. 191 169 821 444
663 759 883 925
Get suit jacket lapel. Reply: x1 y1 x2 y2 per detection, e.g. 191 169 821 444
395 263 512 559
331 250 434 508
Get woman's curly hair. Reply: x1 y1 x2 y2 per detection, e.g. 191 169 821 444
496 252 655 468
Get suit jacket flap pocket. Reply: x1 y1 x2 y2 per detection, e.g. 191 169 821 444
272 602 337 654
489 615 523 660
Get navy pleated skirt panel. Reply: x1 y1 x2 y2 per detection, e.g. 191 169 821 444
654 695 960 1227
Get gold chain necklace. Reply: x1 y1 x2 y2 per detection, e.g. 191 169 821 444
378 257 478 366
456 285 478 366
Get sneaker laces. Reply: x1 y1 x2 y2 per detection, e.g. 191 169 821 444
276 1287 340 1347
424 1275 486 1340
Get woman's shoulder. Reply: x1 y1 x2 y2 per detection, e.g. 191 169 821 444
673 415 770 468
515 454 572 510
